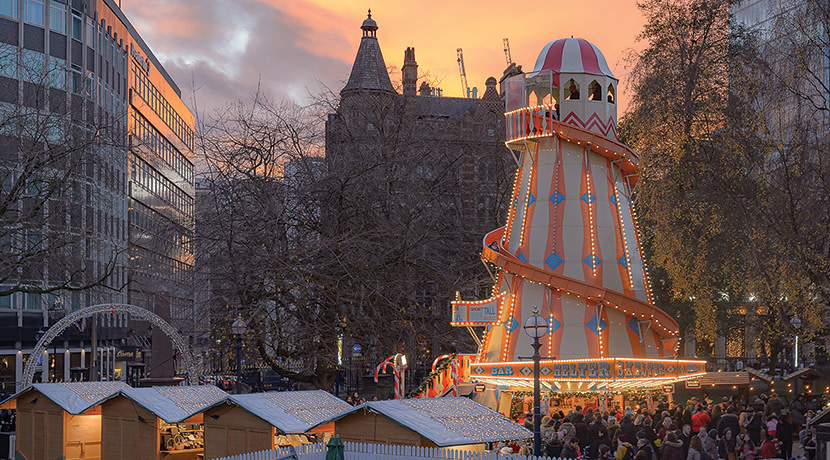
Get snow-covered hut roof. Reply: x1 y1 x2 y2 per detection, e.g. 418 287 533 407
2 381 129 415
119 385 228 422
228 390 353 434
331 397 532 447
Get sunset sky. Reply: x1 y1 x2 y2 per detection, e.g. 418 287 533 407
121 0 647 118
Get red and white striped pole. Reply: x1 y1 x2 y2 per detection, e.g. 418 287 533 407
450 360 458 397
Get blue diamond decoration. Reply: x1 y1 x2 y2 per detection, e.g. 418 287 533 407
545 253 563 271
610 193 618 207
473 366 485 375
628 316 641 337
517 252 528 263
550 191 565 206
527 193 536 206
618 255 628 270
586 314 608 335
504 318 519 334
581 192 596 205
584 254 602 269
513 197 518 209
540 366 552 376
665 365 676 374
520 366 533 376
549 315 562 334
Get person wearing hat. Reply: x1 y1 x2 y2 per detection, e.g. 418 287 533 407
701 428 719 460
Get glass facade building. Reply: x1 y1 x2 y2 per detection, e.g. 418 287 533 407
0 0 195 391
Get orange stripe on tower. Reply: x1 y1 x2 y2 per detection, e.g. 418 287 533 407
580 148 602 283
607 159 634 296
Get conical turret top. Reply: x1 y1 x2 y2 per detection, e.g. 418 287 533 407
342 10 395 95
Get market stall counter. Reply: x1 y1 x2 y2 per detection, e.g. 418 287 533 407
100 385 227 460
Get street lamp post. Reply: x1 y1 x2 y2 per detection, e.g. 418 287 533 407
231 316 247 394
791 316 802 371
522 307 549 456
393 353 408 398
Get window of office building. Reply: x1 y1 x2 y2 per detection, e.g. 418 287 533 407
49 3 65 33
24 0 43 26
0 0 16 19
21 49 45 83
25 293 41 310
71 10 82 40
86 17 94 47
48 57 65 88
0 43 17 78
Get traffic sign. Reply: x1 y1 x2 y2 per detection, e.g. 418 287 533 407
352 344 362 355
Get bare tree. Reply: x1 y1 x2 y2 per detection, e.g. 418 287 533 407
197 82 513 389
0 44 127 303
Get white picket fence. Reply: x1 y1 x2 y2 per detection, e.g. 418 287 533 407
213 441 551 460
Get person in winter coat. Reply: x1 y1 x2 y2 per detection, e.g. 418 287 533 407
718 406 742 438
589 424 610 460
679 424 693 459
599 444 614 460
701 429 718 460
759 433 781 459
765 413 778 439
561 437 581 459
777 411 794 460
622 415 639 446
545 433 564 458
738 433 756 460
765 394 784 419
745 411 766 445
576 412 590 450
691 406 710 434
719 428 738 460
615 434 635 460
708 405 723 433
687 435 704 460
637 437 655 460
790 395 807 431
560 417 577 444
661 432 685 460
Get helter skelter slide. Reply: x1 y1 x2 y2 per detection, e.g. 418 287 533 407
418 38 705 404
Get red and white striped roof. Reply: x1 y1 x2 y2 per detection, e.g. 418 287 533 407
533 38 616 79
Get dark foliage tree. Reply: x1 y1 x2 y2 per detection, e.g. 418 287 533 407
622 0 829 366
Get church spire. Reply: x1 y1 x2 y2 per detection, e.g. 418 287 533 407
341 10 396 96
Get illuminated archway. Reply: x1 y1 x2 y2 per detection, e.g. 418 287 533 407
22 303 197 387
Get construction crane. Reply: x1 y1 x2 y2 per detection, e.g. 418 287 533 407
503 38 513 66
457 48 469 98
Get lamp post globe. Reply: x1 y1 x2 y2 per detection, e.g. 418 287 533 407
231 316 247 394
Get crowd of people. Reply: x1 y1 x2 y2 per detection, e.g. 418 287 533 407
494 393 822 459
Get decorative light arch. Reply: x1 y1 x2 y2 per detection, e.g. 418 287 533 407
22 303 198 387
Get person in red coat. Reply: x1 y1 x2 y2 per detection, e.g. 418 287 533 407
759 434 781 459
691 406 711 434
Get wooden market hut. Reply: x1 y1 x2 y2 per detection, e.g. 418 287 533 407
100 385 228 460
0 381 129 460
203 390 352 459
323 397 532 451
